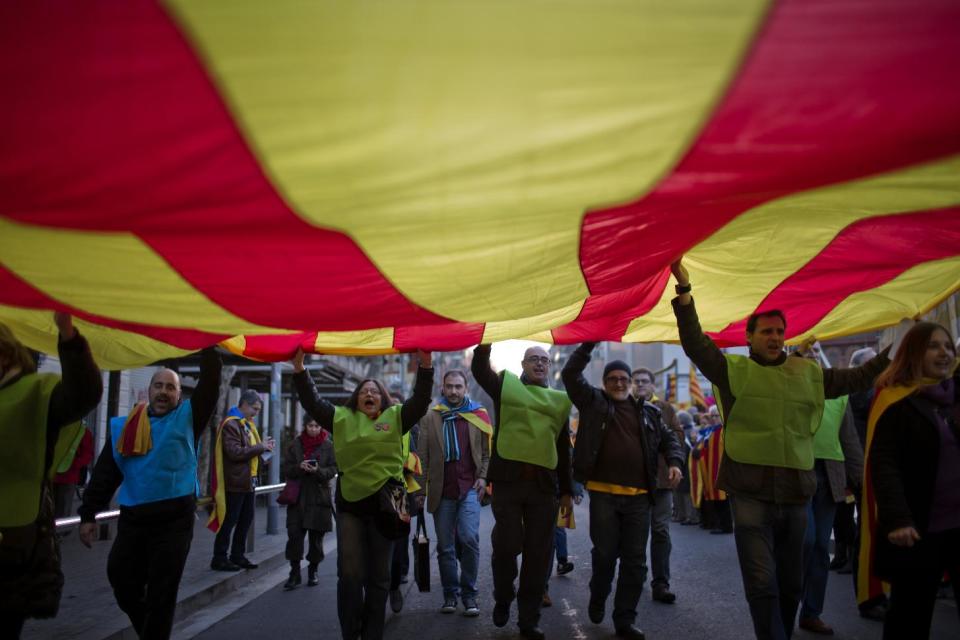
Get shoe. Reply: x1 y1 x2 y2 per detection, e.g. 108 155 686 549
390 589 404 613
587 599 604 624
519 626 545 640
556 561 574 575
231 557 258 569
828 554 848 571
462 598 480 617
440 597 457 614
492 601 510 627
859 603 886 622
680 520 698 526
615 625 646 639
798 617 834 635
542 592 552 607
307 564 319 586
210 558 242 572
652 585 676 604
283 564 301 590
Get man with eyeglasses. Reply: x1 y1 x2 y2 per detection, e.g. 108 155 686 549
472 345 573 640
632 367 685 604
562 345 683 640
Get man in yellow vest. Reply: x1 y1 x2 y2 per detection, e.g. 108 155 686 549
79 347 222 640
0 314 102 640
797 344 864 635
670 258 888 640
472 344 573 640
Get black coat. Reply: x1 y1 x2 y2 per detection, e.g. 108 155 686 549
561 343 683 500
283 437 336 533
870 376 960 577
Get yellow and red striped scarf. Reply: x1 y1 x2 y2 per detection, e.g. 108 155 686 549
116 402 152 456
207 414 261 533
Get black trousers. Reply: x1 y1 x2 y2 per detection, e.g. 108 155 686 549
213 491 254 562
286 522 325 567
106 509 194 640
490 480 558 629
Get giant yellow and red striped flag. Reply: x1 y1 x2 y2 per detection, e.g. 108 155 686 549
2 1 959 369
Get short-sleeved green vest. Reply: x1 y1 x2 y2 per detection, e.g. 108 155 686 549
0 373 59 527
333 404 404 502
813 396 848 461
497 371 572 470
723 354 824 470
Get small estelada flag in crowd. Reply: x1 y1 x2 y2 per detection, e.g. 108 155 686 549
689 364 706 410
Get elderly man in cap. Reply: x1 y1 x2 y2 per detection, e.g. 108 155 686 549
562 343 683 640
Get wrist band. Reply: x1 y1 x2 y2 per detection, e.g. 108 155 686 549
675 283 692 294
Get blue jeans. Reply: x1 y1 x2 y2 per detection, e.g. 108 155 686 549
433 491 480 601
730 495 807 640
800 463 837 620
588 491 651 630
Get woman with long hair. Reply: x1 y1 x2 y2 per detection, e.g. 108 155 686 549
866 321 959 639
291 348 433 640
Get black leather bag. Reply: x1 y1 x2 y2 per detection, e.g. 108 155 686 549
412 515 430 592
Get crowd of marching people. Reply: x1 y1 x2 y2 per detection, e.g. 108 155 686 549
2 258 959 640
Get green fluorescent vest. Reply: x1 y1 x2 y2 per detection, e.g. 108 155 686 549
0 373 59 527
723 354 825 470
51 421 85 477
813 396 848 461
333 404 404 502
497 371 572 470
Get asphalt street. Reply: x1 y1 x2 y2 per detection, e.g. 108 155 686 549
194 497 957 640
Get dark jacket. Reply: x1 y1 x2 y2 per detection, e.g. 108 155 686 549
870 376 960 577
471 344 572 497
283 436 336 533
220 416 269 493
561 342 683 501
673 297 889 504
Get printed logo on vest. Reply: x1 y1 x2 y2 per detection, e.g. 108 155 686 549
374 422 392 432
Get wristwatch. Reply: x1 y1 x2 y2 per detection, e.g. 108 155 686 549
675 282 692 294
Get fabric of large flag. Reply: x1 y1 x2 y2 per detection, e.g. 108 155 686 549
2 0 959 369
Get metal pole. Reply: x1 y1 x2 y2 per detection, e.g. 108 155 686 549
266 363 282 534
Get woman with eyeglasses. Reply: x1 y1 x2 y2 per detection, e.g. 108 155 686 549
867 321 959 639
292 348 433 640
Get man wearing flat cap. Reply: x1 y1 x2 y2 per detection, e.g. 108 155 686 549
562 344 683 640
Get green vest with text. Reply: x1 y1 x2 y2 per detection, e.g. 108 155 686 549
333 404 404 502
723 354 825 470
813 396 848 461
497 371 572 469
0 373 59 527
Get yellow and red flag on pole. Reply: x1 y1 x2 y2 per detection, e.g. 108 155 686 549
2 1 959 368
689 364 707 411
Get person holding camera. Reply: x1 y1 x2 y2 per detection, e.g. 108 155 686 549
282 413 336 589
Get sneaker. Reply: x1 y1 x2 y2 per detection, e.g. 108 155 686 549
556 561 574 575
462 598 480 617
519 626 545 640
798 617 834 635
440 597 457 614
615 625 646 639
231 556 259 569
210 558 242 572
493 601 510 627
390 589 404 613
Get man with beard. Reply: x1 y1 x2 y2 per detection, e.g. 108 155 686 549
79 348 222 639
472 345 572 640
670 258 889 640
417 369 491 616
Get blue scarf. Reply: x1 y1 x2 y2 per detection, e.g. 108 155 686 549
440 396 482 462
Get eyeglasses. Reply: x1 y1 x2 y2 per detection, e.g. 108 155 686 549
604 375 631 385
524 356 551 365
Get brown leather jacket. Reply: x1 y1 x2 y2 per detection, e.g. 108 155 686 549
220 417 267 493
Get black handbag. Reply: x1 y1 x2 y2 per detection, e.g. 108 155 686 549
412 515 431 592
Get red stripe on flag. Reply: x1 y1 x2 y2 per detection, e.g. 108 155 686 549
0 1 449 332
707 207 960 345
577 0 960 303
393 323 486 352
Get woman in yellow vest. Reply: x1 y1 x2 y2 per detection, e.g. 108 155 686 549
866 322 959 640
291 348 433 640
0 314 102 640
